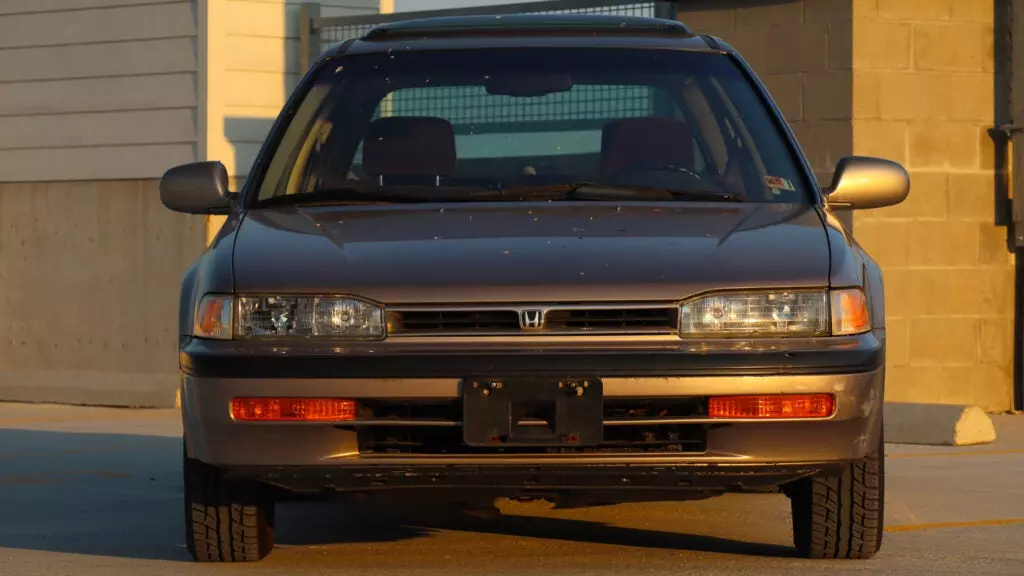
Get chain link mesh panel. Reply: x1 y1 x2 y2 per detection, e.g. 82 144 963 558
314 1 668 135
317 1 663 48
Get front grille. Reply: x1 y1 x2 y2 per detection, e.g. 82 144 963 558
545 308 677 332
386 304 679 336
356 426 708 455
344 399 709 455
389 310 521 334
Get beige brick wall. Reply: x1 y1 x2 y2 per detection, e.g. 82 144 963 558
850 0 1013 411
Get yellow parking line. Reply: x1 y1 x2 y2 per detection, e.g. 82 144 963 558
887 449 1024 460
886 518 1024 533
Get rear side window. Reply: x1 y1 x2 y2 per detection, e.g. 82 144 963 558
254 48 808 204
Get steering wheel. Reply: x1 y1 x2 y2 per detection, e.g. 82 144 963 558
608 162 704 183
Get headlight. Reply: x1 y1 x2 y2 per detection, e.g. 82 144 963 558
678 288 870 338
236 296 384 339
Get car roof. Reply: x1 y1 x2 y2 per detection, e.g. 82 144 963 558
327 14 720 57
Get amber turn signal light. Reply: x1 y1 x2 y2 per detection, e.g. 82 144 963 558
231 398 357 422
708 394 835 419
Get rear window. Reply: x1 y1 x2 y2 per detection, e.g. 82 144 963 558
254 47 808 204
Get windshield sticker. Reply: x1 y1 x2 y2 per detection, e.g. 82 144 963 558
764 175 796 192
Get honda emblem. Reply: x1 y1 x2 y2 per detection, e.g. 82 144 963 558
520 309 544 330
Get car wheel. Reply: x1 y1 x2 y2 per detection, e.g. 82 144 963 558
183 455 275 562
789 430 884 560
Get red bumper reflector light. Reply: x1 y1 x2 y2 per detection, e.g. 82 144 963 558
708 394 835 419
231 398 357 422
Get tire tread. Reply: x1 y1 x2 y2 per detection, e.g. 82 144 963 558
791 436 884 560
184 457 274 563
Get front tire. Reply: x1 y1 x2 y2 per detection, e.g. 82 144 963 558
789 432 885 559
183 455 276 562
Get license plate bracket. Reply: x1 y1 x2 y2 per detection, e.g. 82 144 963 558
462 378 603 447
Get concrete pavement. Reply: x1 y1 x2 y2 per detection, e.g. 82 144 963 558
1 402 1022 575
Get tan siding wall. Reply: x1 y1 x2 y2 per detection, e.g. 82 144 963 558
204 0 378 177
0 0 200 182
850 0 1012 411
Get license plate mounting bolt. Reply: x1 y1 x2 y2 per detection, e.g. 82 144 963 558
475 380 504 397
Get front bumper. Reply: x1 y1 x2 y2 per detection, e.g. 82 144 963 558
180 333 884 490
222 462 847 495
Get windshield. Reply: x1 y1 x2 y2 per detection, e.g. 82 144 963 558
253 47 809 205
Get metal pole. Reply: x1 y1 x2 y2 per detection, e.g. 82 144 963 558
1004 0 1024 410
654 0 676 20
299 3 322 74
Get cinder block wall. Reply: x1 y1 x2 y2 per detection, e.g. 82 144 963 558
0 181 206 407
849 0 1012 411
679 0 1013 411
679 1 854 184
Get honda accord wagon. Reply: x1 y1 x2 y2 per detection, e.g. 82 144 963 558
161 14 909 563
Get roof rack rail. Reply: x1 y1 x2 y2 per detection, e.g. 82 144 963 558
362 14 694 41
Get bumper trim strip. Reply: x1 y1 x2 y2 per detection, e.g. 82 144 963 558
181 341 883 379
302 416 840 427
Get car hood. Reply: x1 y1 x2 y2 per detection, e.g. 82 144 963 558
232 202 830 303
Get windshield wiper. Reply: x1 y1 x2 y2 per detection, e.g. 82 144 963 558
255 183 745 208
491 182 746 203
256 186 496 207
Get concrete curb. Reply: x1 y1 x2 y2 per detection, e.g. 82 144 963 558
0 370 179 409
884 402 997 446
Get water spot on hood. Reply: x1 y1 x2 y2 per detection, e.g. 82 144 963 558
503 250 511 255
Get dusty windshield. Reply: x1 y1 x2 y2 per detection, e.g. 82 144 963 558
254 47 809 205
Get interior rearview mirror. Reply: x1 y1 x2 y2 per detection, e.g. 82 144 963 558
160 161 235 215
485 73 573 97
824 156 910 210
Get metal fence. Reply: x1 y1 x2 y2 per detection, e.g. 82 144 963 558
301 0 674 71
298 1 676 137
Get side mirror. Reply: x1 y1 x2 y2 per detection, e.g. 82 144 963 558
160 161 235 215
824 156 910 210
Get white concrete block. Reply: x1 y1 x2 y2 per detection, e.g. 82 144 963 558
884 402 997 446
